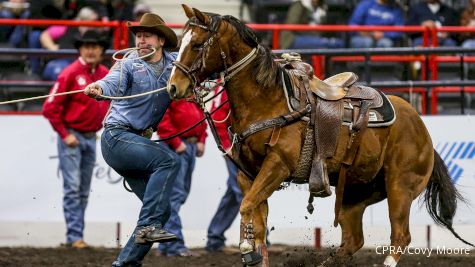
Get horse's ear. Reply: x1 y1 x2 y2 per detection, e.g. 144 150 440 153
182 4 194 19
192 8 209 25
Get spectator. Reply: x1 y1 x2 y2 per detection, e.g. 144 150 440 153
205 82 243 253
84 13 180 266
28 0 66 74
406 0 459 47
106 0 135 21
133 2 151 19
348 0 405 48
460 0 475 49
156 99 207 257
40 6 102 81
63 0 109 21
280 0 344 49
42 29 110 249
0 0 30 47
128 2 151 47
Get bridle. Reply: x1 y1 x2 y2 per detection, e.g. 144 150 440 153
171 15 261 179
172 16 259 108
172 20 222 91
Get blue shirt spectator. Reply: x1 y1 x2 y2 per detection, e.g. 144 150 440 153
406 0 459 47
348 0 404 48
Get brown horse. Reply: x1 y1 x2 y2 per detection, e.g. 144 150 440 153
167 5 472 267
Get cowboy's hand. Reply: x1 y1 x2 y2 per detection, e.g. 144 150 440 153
196 142 205 157
84 83 103 99
175 142 187 154
422 20 436 28
63 133 80 147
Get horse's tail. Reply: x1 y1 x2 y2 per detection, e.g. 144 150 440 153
424 150 474 247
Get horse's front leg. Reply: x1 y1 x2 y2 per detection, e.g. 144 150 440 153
238 152 290 267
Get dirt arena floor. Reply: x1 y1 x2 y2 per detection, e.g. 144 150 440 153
0 245 473 267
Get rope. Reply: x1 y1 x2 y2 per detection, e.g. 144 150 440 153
0 89 85 105
0 47 167 105
152 99 229 142
112 47 156 61
102 87 167 100
0 86 168 105
213 109 231 123
223 133 237 156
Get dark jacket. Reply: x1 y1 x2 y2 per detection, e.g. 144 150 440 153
460 3 475 40
406 2 459 39
279 1 326 49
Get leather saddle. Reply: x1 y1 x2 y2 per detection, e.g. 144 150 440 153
279 53 394 199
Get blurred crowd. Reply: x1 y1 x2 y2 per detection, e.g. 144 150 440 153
0 0 149 79
1 0 475 80
274 0 475 50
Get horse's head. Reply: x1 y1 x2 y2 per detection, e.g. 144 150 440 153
168 4 259 99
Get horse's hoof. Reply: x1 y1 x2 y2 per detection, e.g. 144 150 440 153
383 255 397 267
241 251 263 266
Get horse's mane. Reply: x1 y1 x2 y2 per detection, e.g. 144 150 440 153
187 13 283 89
222 15 283 89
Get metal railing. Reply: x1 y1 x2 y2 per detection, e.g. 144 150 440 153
1 19 475 114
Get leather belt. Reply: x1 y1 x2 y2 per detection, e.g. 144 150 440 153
78 131 96 139
184 136 198 144
105 124 153 139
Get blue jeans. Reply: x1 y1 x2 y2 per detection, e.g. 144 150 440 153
102 126 180 267
58 129 96 243
158 141 197 256
350 36 394 48
462 39 475 49
412 36 457 47
28 30 42 74
291 34 344 49
43 58 74 81
0 9 29 46
206 158 241 251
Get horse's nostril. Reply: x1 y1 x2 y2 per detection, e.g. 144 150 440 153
169 85 177 98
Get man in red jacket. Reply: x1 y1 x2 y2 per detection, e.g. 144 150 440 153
42 30 109 249
157 99 207 257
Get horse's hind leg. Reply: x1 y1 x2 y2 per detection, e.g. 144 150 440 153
334 187 386 264
384 156 432 266
380 95 434 267
338 203 366 257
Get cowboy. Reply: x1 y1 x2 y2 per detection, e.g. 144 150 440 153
83 13 181 266
42 29 110 249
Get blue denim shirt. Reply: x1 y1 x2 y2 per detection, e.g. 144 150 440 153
97 50 177 131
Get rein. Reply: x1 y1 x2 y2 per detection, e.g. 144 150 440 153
152 96 228 142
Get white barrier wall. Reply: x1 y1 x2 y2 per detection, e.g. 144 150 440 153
0 115 474 248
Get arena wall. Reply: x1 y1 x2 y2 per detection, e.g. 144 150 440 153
0 115 474 249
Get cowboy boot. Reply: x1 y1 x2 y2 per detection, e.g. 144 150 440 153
134 226 177 244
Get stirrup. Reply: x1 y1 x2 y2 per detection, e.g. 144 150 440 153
311 187 332 198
